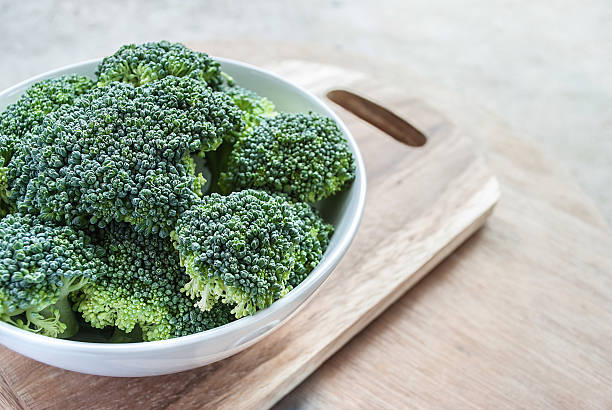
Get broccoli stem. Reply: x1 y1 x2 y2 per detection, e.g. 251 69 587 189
45 276 90 338
206 140 233 193
41 296 80 338
109 326 143 343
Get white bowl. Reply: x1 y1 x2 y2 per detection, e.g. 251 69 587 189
0 57 366 376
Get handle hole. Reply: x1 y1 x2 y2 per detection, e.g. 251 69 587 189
327 89 427 147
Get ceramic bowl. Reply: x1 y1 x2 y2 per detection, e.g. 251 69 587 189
0 57 366 376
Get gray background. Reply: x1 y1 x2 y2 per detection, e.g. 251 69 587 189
1 0 610 222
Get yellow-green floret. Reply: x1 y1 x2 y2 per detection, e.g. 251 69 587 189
72 222 235 341
221 85 277 134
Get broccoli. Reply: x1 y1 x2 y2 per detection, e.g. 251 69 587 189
0 213 102 338
0 75 95 150
72 222 235 341
286 204 334 289
0 42 351 342
96 40 225 89
218 112 356 202
205 85 277 192
0 75 95 214
173 189 333 318
16 76 243 237
222 85 277 133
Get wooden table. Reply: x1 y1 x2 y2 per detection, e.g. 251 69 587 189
199 42 612 409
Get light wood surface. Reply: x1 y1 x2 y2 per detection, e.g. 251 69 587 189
0 55 500 408
269 57 612 407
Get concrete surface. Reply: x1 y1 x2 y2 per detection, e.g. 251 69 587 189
1 0 610 222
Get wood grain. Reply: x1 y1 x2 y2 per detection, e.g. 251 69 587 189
0 58 499 408
273 61 612 408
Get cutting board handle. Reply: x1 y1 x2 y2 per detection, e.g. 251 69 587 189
327 89 427 147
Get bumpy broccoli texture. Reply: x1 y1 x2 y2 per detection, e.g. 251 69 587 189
174 190 332 318
222 85 277 132
0 41 355 342
204 85 278 192
96 40 225 89
73 222 235 341
0 75 95 151
16 76 243 237
0 75 95 215
218 112 356 202
0 213 102 338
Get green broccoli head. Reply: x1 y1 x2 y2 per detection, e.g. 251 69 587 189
0 213 102 338
72 222 235 341
286 203 334 289
14 76 243 237
174 189 333 318
0 75 95 149
218 112 356 203
96 41 225 89
203 85 277 192
0 75 95 215
222 85 277 133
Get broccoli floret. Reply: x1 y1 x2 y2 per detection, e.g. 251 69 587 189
0 213 102 338
174 189 333 318
16 76 243 237
204 86 278 193
218 112 356 202
222 85 277 133
0 75 95 214
0 75 95 149
96 41 225 89
72 222 235 341
286 205 334 289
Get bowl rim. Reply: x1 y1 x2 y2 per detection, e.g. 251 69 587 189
0 56 367 353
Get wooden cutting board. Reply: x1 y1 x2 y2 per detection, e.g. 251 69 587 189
0 60 499 409
268 50 612 408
